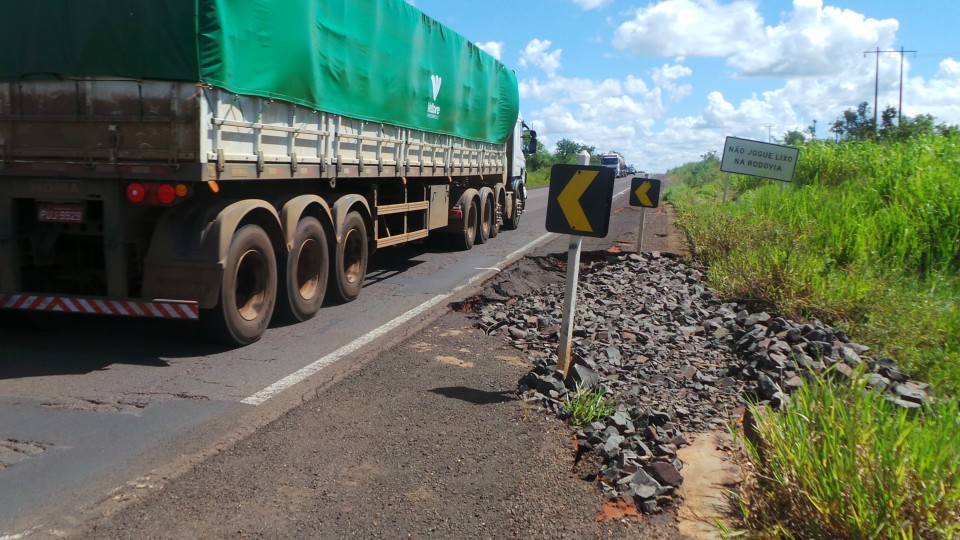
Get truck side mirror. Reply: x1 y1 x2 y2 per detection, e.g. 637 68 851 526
525 130 537 155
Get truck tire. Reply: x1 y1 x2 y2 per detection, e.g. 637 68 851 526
503 192 521 230
201 224 277 345
329 211 368 303
452 199 478 251
477 195 494 244
489 193 501 239
278 217 329 322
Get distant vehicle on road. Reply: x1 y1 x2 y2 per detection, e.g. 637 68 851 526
601 151 626 177
626 165 637 175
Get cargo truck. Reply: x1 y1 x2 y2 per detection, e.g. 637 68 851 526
0 0 536 345
601 152 626 178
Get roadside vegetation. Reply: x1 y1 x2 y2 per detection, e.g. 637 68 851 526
666 105 960 538
740 376 960 539
562 385 618 426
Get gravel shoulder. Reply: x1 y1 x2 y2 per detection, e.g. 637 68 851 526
65 193 702 539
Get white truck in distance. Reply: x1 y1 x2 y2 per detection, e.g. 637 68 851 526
601 151 626 177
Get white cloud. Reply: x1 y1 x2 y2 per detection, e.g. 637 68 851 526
521 1 960 172
520 74 666 164
475 41 504 61
572 0 612 9
731 0 899 78
937 58 960 77
904 58 960 124
520 76 627 103
624 75 650 95
613 0 898 80
518 39 563 78
651 64 693 102
613 0 762 58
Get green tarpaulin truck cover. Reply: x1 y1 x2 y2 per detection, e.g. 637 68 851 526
0 0 520 144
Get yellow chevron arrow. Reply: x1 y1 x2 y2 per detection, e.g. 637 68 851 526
558 169 597 233
634 181 652 207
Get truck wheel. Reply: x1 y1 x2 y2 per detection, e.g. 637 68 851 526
278 217 329 322
488 193 500 239
202 224 277 345
503 192 521 230
477 196 493 244
329 211 368 303
452 199 478 250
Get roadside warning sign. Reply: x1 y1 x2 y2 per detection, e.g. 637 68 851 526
720 136 799 182
545 164 615 238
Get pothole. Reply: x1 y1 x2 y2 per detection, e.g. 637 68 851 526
0 439 52 468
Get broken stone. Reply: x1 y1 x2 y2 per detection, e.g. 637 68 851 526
647 462 683 487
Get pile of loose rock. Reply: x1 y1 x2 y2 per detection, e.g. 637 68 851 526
473 251 933 513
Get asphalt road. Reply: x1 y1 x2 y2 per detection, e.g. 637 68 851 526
0 175 648 537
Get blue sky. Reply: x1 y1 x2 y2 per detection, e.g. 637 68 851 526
407 0 960 171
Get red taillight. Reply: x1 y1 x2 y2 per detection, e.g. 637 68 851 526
127 183 146 203
156 184 176 204
127 182 190 205
449 207 463 220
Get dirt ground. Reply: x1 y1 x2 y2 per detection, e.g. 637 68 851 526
62 199 739 539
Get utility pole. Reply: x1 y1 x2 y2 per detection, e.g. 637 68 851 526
863 47 916 127
764 124 775 143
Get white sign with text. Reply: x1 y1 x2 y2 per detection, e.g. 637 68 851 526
720 136 799 182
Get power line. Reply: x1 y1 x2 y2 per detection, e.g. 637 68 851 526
863 47 917 126
764 124 775 142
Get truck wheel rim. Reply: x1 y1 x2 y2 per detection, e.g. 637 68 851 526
467 203 477 238
342 229 363 284
296 238 321 300
235 249 267 321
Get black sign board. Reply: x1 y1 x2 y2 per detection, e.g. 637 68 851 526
629 177 661 208
545 165 615 237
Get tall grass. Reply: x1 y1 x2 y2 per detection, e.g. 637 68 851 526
740 379 960 539
669 134 960 394
670 134 960 538
526 168 551 188
772 136 960 276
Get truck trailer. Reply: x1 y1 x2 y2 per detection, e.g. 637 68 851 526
601 152 626 178
0 0 536 345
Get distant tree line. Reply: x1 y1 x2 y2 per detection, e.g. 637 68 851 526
526 138 603 171
779 103 959 146
668 105 959 188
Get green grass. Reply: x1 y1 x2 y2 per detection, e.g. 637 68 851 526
526 168 550 188
669 135 960 394
563 385 617 426
668 134 960 538
738 379 960 539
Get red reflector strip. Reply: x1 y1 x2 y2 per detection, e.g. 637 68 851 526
0 294 199 320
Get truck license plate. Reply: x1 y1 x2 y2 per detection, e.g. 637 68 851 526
37 203 85 224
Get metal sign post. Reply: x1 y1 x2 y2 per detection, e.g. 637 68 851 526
556 235 583 378
544 160 614 378
636 208 646 253
628 175 661 252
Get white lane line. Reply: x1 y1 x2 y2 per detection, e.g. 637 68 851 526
241 231 556 406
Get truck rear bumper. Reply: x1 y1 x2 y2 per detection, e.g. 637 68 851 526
0 293 199 319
